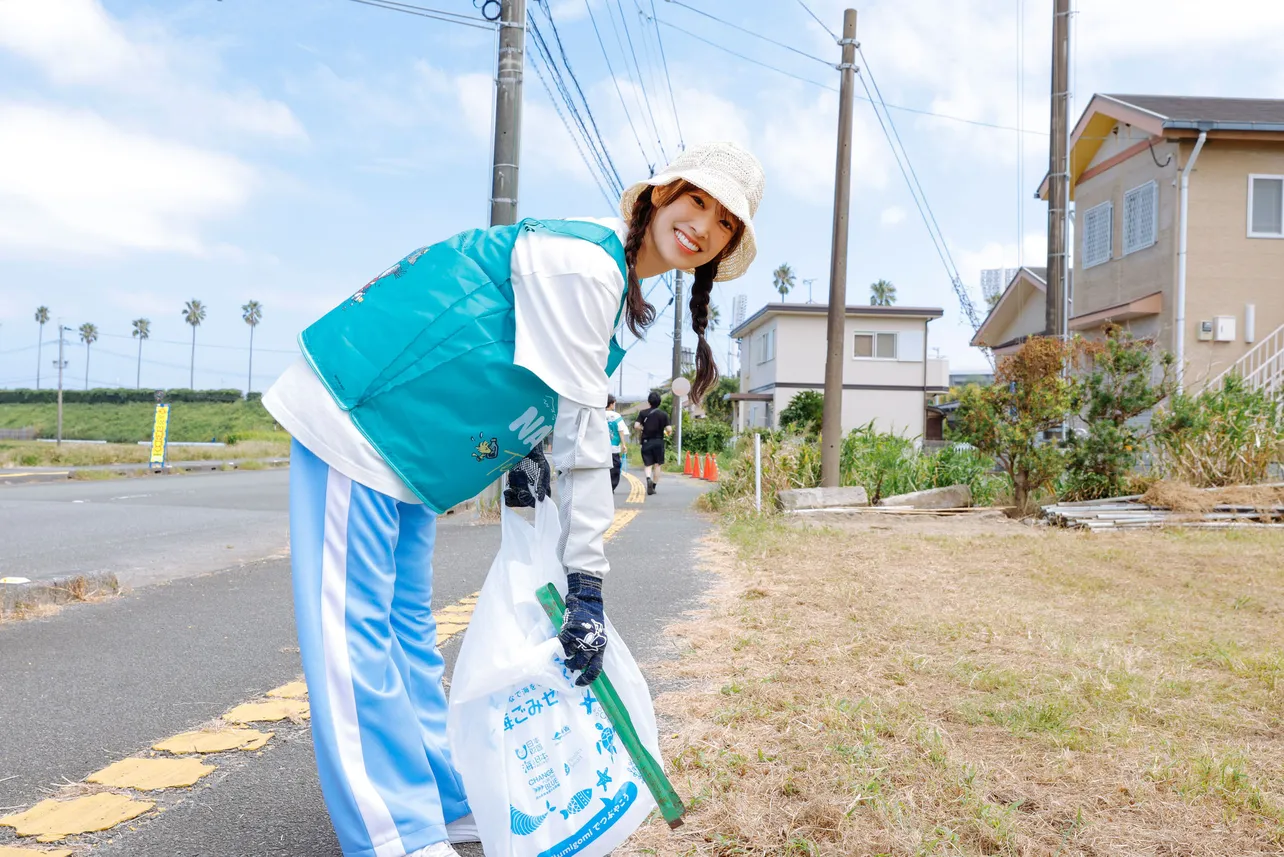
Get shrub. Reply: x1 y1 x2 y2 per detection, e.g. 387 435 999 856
678 417 733 454
0 387 247 404
1151 374 1284 487
952 338 1079 515
1063 328 1175 500
779 390 824 436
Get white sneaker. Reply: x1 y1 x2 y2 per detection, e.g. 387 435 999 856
446 813 481 844
407 842 459 857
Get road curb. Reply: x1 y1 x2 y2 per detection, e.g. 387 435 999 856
0 572 121 620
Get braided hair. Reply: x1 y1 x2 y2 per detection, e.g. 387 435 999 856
623 181 746 403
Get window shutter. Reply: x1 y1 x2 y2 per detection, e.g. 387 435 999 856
1123 181 1157 255
1083 202 1113 268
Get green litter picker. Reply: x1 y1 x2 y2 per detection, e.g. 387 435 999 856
536 583 686 829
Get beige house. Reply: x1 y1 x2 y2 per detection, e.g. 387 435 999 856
975 94 1284 394
971 266 1050 356
729 303 949 437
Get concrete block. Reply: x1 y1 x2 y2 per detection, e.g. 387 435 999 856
778 486 870 511
878 484 973 509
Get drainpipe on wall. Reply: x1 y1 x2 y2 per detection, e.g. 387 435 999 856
1176 130 1208 393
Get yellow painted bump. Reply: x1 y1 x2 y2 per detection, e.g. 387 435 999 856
624 472 646 504
266 680 309 699
604 510 639 542
0 793 154 842
87 757 215 791
0 846 73 857
153 727 273 755
225 699 309 724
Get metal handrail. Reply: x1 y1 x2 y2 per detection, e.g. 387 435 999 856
1205 323 1284 396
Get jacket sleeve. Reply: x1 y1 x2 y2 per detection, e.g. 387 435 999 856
550 395 613 578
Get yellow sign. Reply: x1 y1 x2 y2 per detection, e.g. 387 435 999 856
150 404 170 467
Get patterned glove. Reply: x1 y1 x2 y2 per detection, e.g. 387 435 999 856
504 446 551 508
559 572 606 686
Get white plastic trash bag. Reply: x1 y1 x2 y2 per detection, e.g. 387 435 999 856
447 500 661 857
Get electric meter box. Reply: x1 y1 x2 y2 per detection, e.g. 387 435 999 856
1197 320 1214 341
1213 315 1236 342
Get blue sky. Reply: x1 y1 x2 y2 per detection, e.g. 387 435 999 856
1 0 1280 396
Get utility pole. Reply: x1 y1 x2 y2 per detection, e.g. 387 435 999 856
670 270 684 381
489 0 525 228
1045 0 1070 339
820 9 857 488
480 0 526 516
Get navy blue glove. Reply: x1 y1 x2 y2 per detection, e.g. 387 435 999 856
559 572 606 686
504 446 551 508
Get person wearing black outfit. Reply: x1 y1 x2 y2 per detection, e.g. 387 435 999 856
634 390 672 495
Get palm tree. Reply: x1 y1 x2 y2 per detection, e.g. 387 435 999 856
182 299 207 388
707 303 721 332
772 264 795 300
131 318 151 389
78 323 98 390
34 306 50 389
869 279 897 306
241 300 263 397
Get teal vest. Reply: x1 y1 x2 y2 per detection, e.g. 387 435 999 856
299 219 629 513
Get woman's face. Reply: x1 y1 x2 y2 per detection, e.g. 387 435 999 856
647 188 738 272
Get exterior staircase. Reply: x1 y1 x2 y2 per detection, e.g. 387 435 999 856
1204 322 1284 397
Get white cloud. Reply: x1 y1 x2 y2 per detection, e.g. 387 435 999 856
955 232 1048 288
0 103 254 256
880 205 906 225
0 0 305 142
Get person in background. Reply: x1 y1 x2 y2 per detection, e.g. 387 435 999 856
606 394 629 491
634 391 671 496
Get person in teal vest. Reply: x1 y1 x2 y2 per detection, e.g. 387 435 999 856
606 393 629 491
261 142 764 857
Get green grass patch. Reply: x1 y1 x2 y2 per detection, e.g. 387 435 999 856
0 400 281 443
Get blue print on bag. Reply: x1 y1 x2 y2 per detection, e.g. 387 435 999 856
537 782 639 857
557 789 594 821
510 803 552 836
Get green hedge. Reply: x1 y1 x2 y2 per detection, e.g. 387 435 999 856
0 388 249 405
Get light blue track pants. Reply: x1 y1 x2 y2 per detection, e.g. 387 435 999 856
290 440 470 857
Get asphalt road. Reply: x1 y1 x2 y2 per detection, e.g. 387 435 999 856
0 467 714 856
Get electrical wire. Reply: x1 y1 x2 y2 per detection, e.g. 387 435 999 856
96 331 298 354
657 19 837 91
603 1 664 167
647 0 684 150
529 51 620 212
614 0 668 161
345 0 495 31
666 0 831 67
794 0 838 41
584 0 656 173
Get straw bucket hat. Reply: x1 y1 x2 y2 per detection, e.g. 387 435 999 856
619 141 764 282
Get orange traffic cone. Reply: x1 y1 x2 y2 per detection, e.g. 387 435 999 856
693 454 704 479
684 452 693 476
706 454 719 482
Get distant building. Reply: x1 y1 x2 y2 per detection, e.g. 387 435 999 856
980 267 1019 304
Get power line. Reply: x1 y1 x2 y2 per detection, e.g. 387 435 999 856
345 0 496 31
528 51 619 212
97 331 298 354
666 0 831 67
647 0 684 150
614 0 668 162
794 0 838 41
857 52 981 331
658 18 837 91
584 0 656 173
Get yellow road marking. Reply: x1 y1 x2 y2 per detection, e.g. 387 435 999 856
0 846 72 857
0 471 70 479
604 509 639 541
87 757 214 791
623 472 646 504
224 699 309 724
266 680 308 699
0 794 154 843
153 728 272 755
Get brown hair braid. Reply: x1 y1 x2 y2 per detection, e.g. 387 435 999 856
622 187 658 338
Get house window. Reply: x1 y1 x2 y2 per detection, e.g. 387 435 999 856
1248 175 1284 238
1082 201 1113 267
1123 181 1157 255
756 328 775 364
854 331 897 359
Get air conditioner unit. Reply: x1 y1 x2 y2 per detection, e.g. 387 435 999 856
1197 320 1214 341
1213 315 1236 342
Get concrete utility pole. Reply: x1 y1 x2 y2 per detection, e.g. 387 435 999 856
670 270 684 381
480 0 526 515
489 0 525 228
1045 0 1070 339
820 9 857 488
